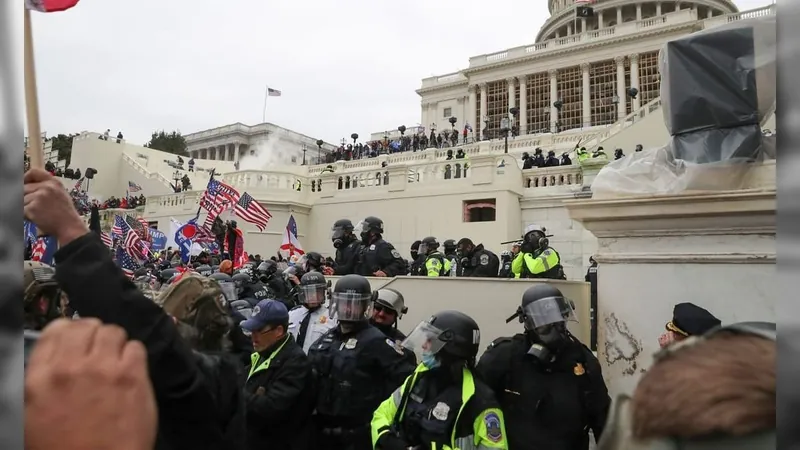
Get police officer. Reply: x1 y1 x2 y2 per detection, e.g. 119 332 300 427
585 256 599 350
370 288 409 342
289 272 338 354
419 236 451 277
196 264 213 277
456 238 500 278
476 284 610 450
498 251 514 278
255 259 291 302
307 274 415 450
658 302 721 349
24 261 62 330
355 216 406 277
331 219 361 275
302 251 326 274
512 224 566 280
442 239 459 277
372 310 509 450
409 240 425 276
614 148 625 160
240 299 316 450
532 147 546 167
576 147 590 163
545 150 560 167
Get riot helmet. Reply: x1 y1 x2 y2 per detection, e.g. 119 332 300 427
374 288 407 319
548 150 556 157
256 260 277 282
534 147 543 154
446 149 453 158
521 224 549 253
402 310 481 367
231 272 251 296
159 268 178 284
635 144 643 152
443 239 457 256
517 284 575 360
330 274 372 322
410 240 422 261
209 272 236 302
304 252 324 272
331 219 355 249
210 264 220 273
24 261 61 330
196 264 213 277
355 216 384 245
418 236 439 256
299 271 327 309
522 152 530 159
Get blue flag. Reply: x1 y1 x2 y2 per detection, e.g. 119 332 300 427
174 218 199 263
149 228 168 252
24 220 37 245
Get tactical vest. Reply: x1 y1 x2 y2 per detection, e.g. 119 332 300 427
425 253 448 277
309 326 388 422
520 248 566 280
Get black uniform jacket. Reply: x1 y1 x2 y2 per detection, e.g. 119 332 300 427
334 240 361 275
476 333 611 450
461 245 500 278
244 334 316 450
194 351 246 450
54 232 225 450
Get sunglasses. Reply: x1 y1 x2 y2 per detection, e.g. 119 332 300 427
373 304 396 314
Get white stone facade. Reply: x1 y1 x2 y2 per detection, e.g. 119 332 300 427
183 122 338 166
417 4 774 141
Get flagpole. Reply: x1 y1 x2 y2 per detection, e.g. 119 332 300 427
24 8 44 169
195 168 216 220
262 85 269 123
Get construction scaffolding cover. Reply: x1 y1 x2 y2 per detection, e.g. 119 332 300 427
591 15 776 198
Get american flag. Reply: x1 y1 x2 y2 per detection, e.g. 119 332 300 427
267 88 282 97
73 177 84 191
125 215 150 241
202 198 230 231
111 215 126 238
200 179 240 213
195 224 216 244
100 231 113 248
128 181 143 193
233 192 272 231
115 245 140 278
112 216 149 260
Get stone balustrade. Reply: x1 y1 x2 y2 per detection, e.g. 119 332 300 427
523 165 584 189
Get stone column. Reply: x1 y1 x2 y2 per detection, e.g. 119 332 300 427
507 77 516 111
567 23 573 35
598 11 604 28
581 17 587 32
616 7 623 24
235 143 241 163
656 2 662 15
468 85 478 131
549 69 559 133
629 54 641 112
707 8 713 17
519 75 528 135
581 63 591 128
479 83 488 136
615 56 627 119
636 4 642 20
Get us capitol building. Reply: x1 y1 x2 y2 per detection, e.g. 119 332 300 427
418 0 772 138
57 1 776 397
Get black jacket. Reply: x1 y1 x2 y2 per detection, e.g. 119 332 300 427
476 333 610 450
244 334 316 450
194 352 246 450
54 232 225 450
460 245 500 278
334 240 361 276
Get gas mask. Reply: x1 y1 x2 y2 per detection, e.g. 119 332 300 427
526 323 568 362
360 231 372 245
522 232 548 254
331 229 349 249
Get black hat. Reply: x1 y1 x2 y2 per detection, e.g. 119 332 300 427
666 302 721 337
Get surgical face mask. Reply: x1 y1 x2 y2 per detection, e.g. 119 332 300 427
422 351 441 369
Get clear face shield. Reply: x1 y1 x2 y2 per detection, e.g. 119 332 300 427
522 296 576 334
219 282 237 304
354 221 366 236
401 321 448 362
296 255 309 271
330 291 372 322
299 283 327 308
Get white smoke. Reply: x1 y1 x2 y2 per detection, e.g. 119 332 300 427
237 130 294 170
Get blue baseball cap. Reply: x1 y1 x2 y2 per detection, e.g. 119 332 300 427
240 299 289 332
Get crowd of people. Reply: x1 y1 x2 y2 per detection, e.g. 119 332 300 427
21 156 777 450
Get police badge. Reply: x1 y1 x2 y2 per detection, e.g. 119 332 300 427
432 402 450 421
479 254 490 265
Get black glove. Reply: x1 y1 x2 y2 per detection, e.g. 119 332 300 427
377 432 412 450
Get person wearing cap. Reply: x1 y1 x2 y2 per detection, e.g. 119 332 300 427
658 302 721 349
241 299 316 450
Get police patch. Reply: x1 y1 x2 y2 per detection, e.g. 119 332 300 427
484 412 502 443
391 249 402 259
479 254 489 266
386 338 404 355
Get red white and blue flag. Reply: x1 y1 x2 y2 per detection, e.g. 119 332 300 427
233 192 272 231
25 0 80 12
279 215 304 257
128 181 143 193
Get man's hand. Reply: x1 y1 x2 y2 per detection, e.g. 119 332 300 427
25 319 157 450
24 168 88 246
374 270 388 277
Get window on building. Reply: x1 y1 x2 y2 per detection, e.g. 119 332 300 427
639 51 661 105
463 199 496 222
557 65 583 131
526 72 550 134
443 107 452 117
590 59 618 127
486 81 509 139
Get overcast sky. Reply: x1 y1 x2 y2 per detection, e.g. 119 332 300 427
29 0 770 146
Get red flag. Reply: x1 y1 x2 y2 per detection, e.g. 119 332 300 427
25 0 80 12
